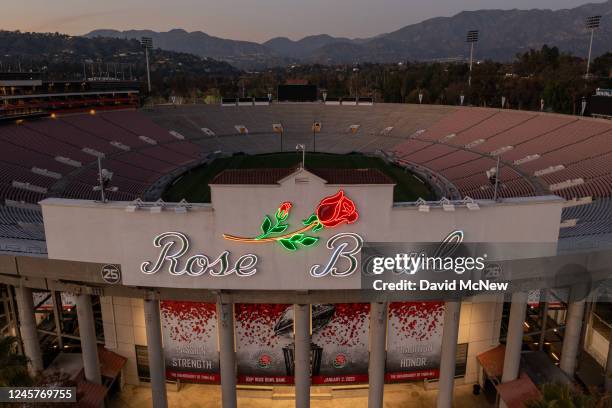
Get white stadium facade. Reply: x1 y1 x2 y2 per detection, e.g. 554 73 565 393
0 102 611 407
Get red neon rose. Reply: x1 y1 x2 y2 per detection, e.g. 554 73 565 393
316 190 359 228
278 202 292 219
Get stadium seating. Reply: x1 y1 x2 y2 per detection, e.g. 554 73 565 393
0 104 611 253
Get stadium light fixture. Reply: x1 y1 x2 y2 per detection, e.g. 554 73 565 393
273 123 284 152
312 121 321 152
141 37 153 93
466 30 479 87
418 205 430 213
585 15 602 78
175 199 191 214
464 197 480 211
486 156 502 201
125 198 144 213
440 198 455 212
150 199 165 213
93 156 117 203
416 198 430 212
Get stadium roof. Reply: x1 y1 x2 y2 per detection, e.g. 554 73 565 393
209 167 395 185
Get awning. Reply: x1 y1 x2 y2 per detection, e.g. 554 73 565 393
77 381 108 408
98 345 128 379
477 344 506 380
496 374 541 408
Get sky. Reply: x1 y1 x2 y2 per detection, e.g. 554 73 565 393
0 0 598 43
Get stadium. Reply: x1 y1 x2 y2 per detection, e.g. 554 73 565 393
1 81 612 408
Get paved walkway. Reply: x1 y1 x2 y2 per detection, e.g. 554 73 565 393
109 382 492 408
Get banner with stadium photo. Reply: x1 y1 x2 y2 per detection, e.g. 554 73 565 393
385 302 445 382
160 301 220 383
311 303 370 384
235 303 294 384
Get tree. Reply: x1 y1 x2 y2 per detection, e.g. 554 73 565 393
0 336 33 387
525 383 605 408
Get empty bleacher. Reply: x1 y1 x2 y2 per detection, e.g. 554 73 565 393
0 109 205 252
1 103 611 253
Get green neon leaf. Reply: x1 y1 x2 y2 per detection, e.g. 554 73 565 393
279 239 297 251
302 214 318 226
300 236 319 246
290 233 304 242
270 224 288 234
260 216 272 234
312 222 323 232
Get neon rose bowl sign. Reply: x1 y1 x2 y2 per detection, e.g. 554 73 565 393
140 190 364 279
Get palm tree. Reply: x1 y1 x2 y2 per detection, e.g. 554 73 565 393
0 336 33 387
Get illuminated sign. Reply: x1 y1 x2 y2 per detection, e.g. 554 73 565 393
141 232 259 277
223 190 359 251
140 231 364 279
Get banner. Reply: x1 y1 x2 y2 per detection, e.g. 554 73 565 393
160 301 220 383
311 303 370 384
385 302 444 382
235 303 294 384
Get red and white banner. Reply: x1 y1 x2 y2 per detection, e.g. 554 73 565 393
385 302 445 382
311 303 369 384
160 301 220 383
235 303 294 384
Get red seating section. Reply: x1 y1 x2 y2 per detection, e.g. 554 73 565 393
0 110 201 204
392 108 612 200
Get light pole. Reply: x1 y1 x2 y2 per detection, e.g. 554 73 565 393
486 156 501 202
466 30 479 88
585 15 602 79
93 156 118 203
273 123 284 152
312 121 321 153
140 37 153 93
296 144 306 169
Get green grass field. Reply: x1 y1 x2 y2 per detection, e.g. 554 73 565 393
163 152 436 203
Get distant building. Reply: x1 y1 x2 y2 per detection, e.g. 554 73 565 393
0 71 140 121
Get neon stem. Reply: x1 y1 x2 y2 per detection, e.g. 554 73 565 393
223 223 315 243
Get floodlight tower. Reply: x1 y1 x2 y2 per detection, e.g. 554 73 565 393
585 15 602 79
140 37 153 93
466 30 479 87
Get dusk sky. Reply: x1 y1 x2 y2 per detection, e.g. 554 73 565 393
1 0 598 42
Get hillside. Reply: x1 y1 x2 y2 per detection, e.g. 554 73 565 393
0 30 239 79
85 1 612 67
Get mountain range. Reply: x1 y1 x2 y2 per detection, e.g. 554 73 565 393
86 0 612 69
